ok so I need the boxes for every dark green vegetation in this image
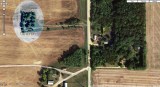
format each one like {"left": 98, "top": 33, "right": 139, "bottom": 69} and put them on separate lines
{"left": 64, "top": 17, "right": 80, "bottom": 25}
{"left": 39, "top": 46, "right": 87, "bottom": 86}
{"left": 44, "top": 17, "right": 81, "bottom": 31}
{"left": 91, "top": 0, "right": 112, "bottom": 33}
{"left": 58, "top": 45, "right": 86, "bottom": 67}
{"left": 38, "top": 68, "right": 59, "bottom": 87}
{"left": 91, "top": 45, "right": 117, "bottom": 69}
{"left": 44, "top": 26, "right": 82, "bottom": 31}
{"left": 91, "top": 0, "right": 146, "bottom": 70}
{"left": 20, "top": 11, "right": 36, "bottom": 33}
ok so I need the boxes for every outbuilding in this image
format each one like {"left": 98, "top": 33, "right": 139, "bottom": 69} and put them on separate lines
{"left": 63, "top": 81, "right": 68, "bottom": 87}
{"left": 48, "top": 80, "right": 54, "bottom": 85}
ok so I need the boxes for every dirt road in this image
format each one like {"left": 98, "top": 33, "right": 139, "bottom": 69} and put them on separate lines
{"left": 53, "top": 67, "right": 88, "bottom": 87}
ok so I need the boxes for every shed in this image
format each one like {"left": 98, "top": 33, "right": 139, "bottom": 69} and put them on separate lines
{"left": 48, "top": 80, "right": 54, "bottom": 85}
{"left": 63, "top": 81, "right": 68, "bottom": 87}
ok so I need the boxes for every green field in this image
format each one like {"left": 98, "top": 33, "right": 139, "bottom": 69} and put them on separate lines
{"left": 67, "top": 71, "right": 88, "bottom": 87}
{"left": 79, "top": 0, "right": 87, "bottom": 20}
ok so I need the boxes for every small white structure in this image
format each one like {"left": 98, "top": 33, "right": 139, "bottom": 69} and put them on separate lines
{"left": 138, "top": 47, "right": 141, "bottom": 50}
{"left": 63, "top": 81, "right": 68, "bottom": 87}
{"left": 94, "top": 34, "right": 97, "bottom": 41}
{"left": 48, "top": 80, "right": 54, "bottom": 85}
{"left": 104, "top": 41, "right": 108, "bottom": 45}
{"left": 64, "top": 82, "right": 68, "bottom": 87}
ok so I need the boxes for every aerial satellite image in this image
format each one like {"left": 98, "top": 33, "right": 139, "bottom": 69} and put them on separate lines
{"left": 0, "top": 0, "right": 160, "bottom": 87}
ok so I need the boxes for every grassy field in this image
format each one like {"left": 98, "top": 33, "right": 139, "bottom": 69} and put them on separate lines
{"left": 79, "top": 0, "right": 87, "bottom": 20}
{"left": 67, "top": 71, "right": 88, "bottom": 87}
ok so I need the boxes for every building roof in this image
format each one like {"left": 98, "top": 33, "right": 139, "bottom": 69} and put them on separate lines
{"left": 48, "top": 80, "right": 54, "bottom": 85}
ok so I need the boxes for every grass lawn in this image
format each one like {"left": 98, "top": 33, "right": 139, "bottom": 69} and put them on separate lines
{"left": 67, "top": 71, "right": 88, "bottom": 87}
{"left": 79, "top": 0, "right": 87, "bottom": 20}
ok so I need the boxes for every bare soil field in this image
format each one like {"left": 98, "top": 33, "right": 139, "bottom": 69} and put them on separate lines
{"left": 0, "top": 25, "right": 84, "bottom": 65}
{"left": 0, "top": 15, "right": 2, "bottom": 34}
{"left": 93, "top": 69, "right": 160, "bottom": 87}
{"left": 0, "top": 67, "right": 40, "bottom": 87}
{"left": 93, "top": 3, "right": 160, "bottom": 87}
{"left": 3, "top": 0, "right": 78, "bottom": 24}
{"left": 0, "top": 0, "right": 84, "bottom": 87}
{"left": 146, "top": 3, "right": 160, "bottom": 69}
{"left": 0, "top": 0, "right": 84, "bottom": 65}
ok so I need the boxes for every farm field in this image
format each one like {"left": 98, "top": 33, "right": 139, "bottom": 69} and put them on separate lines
{"left": 93, "top": 3, "right": 160, "bottom": 87}
{"left": 0, "top": 15, "right": 2, "bottom": 34}
{"left": 0, "top": 0, "right": 87, "bottom": 87}
{"left": 146, "top": 3, "right": 160, "bottom": 69}
{"left": 0, "top": 0, "right": 84, "bottom": 65}
{"left": 0, "top": 28, "right": 84, "bottom": 65}
{"left": 93, "top": 69, "right": 160, "bottom": 87}
{"left": 0, "top": 67, "right": 40, "bottom": 87}
{"left": 4, "top": 0, "right": 78, "bottom": 25}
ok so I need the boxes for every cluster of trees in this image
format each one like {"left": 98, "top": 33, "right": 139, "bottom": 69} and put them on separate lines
{"left": 58, "top": 45, "right": 86, "bottom": 67}
{"left": 38, "top": 68, "right": 58, "bottom": 87}
{"left": 39, "top": 68, "right": 49, "bottom": 83}
{"left": 62, "top": 48, "right": 85, "bottom": 67}
{"left": 91, "top": 0, "right": 112, "bottom": 33}
{"left": 90, "top": 46, "right": 117, "bottom": 69}
{"left": 20, "top": 11, "right": 36, "bottom": 33}
{"left": 91, "top": 0, "right": 146, "bottom": 70}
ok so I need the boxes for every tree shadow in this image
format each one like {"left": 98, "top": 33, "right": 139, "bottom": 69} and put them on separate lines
{"left": 58, "top": 44, "right": 80, "bottom": 62}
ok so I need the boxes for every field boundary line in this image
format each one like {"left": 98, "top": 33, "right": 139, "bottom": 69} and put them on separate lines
{"left": 0, "top": 65, "right": 42, "bottom": 68}
{"left": 96, "top": 66, "right": 126, "bottom": 69}
{"left": 0, "top": 65, "right": 73, "bottom": 74}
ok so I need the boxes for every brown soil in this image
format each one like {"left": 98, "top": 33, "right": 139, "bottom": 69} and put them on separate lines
{"left": 0, "top": 67, "right": 40, "bottom": 87}
{"left": 0, "top": 0, "right": 83, "bottom": 87}
{"left": 3, "top": 0, "right": 78, "bottom": 25}
{"left": 93, "top": 69, "right": 160, "bottom": 87}
{"left": 0, "top": 0, "right": 83, "bottom": 65}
